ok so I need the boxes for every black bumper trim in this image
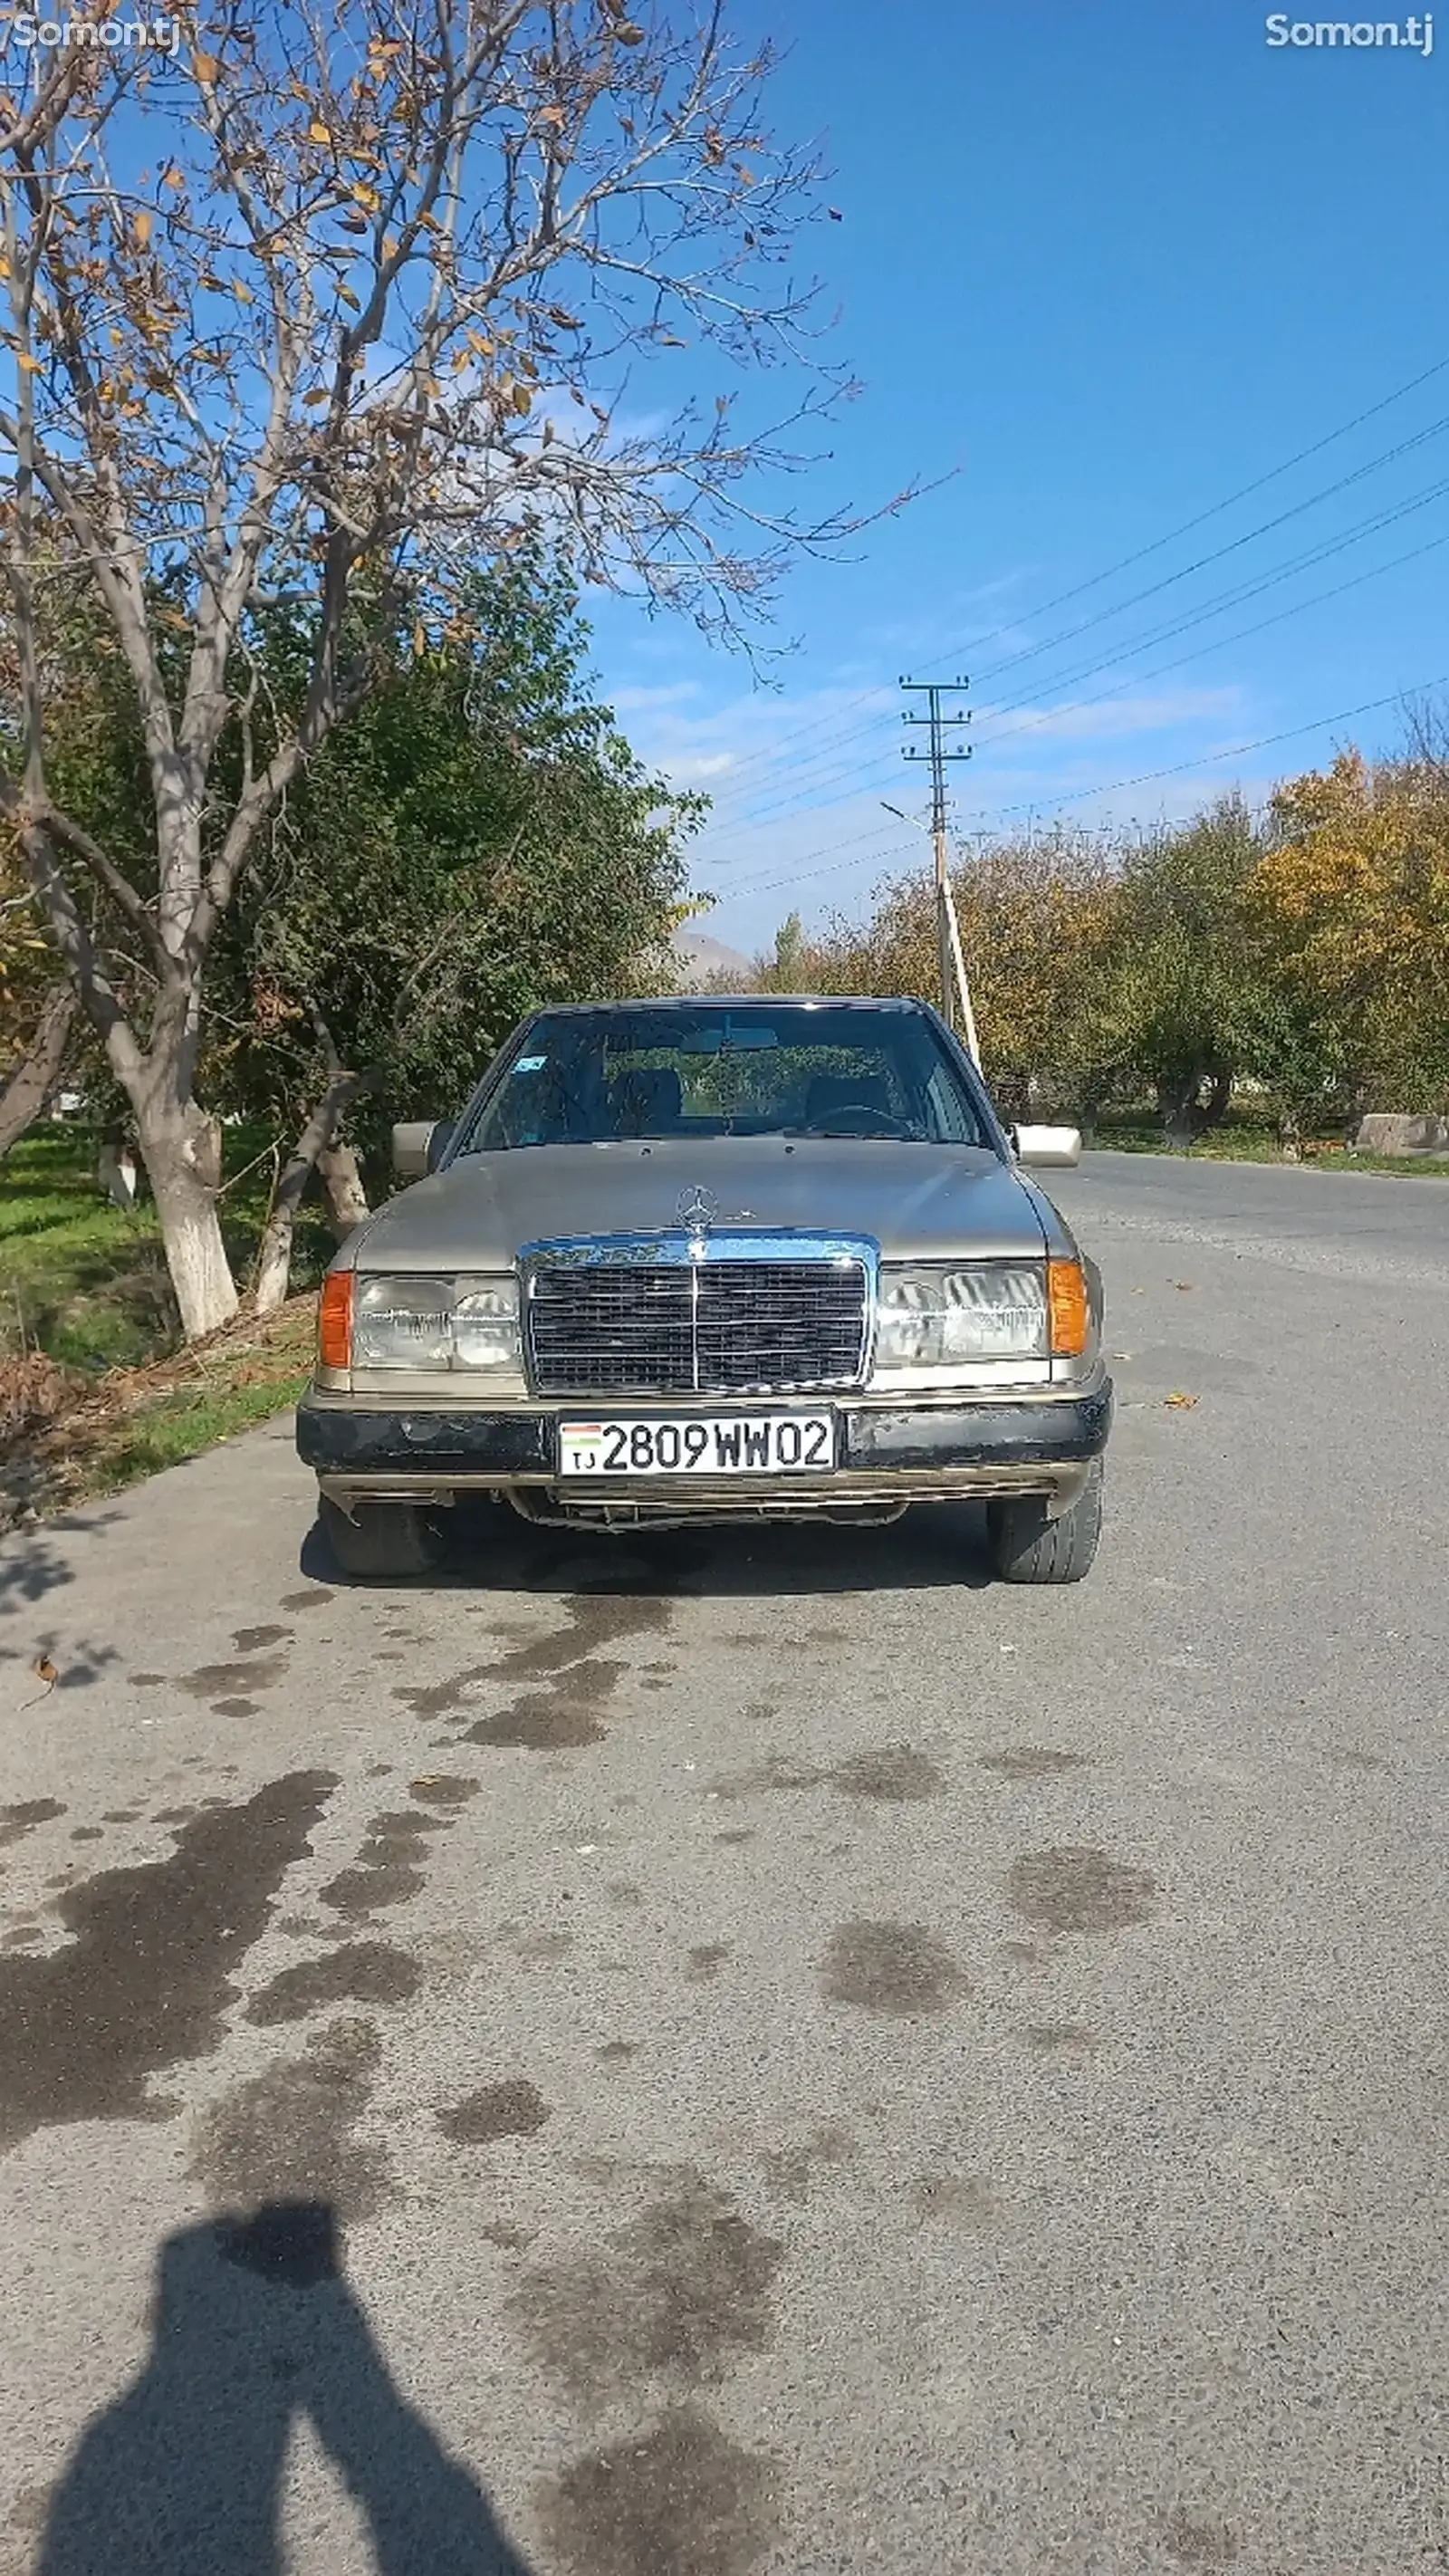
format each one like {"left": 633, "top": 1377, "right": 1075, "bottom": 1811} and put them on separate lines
{"left": 296, "top": 1405, "right": 553, "bottom": 1475}
{"left": 840, "top": 1381, "right": 1111, "bottom": 1471}
{"left": 296, "top": 1383, "right": 1112, "bottom": 1481}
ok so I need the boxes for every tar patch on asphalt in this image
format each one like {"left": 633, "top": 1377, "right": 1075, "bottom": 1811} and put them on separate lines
{"left": 0, "top": 1771, "right": 338, "bottom": 2151}
{"left": 1007, "top": 1846, "right": 1157, "bottom": 1933}
{"left": 513, "top": 2167, "right": 782, "bottom": 2410}
{"left": 539, "top": 2402, "right": 780, "bottom": 2576}
{"left": 245, "top": 1941, "right": 423, "bottom": 2024}
{"left": 190, "top": 2014, "right": 390, "bottom": 2223}
{"left": 980, "top": 1746, "right": 1093, "bottom": 1777}
{"left": 820, "top": 1919, "right": 968, "bottom": 2015}
{"left": 437, "top": 2081, "right": 551, "bottom": 2144}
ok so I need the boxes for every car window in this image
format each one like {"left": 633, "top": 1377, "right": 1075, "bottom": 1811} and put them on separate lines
{"left": 460, "top": 1005, "right": 995, "bottom": 1151}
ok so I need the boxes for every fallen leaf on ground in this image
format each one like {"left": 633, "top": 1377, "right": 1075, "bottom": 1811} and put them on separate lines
{"left": 1165, "top": 1392, "right": 1198, "bottom": 1409}
{"left": 19, "top": 1656, "right": 59, "bottom": 1709}
{"left": 1173, "top": 1281, "right": 1195, "bottom": 1291}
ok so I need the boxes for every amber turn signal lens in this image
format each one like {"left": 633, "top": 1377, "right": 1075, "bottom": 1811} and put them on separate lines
{"left": 319, "top": 1271, "right": 353, "bottom": 1370}
{"left": 1047, "top": 1258, "right": 1089, "bottom": 1358}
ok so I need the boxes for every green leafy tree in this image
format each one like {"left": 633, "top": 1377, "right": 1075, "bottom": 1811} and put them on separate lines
{"left": 2, "top": 0, "right": 873, "bottom": 1333}
{"left": 211, "top": 554, "right": 702, "bottom": 1302}
{"left": 5, "top": 543, "right": 700, "bottom": 1296}
{"left": 1099, "top": 798, "right": 1260, "bottom": 1145}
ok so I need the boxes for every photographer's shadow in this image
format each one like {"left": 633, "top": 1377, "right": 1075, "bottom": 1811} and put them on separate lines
{"left": 41, "top": 2204, "right": 534, "bottom": 2576}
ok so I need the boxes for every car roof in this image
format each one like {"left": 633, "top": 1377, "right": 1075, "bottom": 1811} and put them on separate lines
{"left": 525, "top": 995, "right": 930, "bottom": 1016}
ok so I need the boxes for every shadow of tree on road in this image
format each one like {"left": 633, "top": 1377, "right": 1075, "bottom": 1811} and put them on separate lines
{"left": 40, "top": 2203, "right": 535, "bottom": 2576}
{"left": 0, "top": 1513, "right": 121, "bottom": 1693}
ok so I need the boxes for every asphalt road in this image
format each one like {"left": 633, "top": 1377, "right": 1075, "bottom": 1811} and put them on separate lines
{"left": 1, "top": 1150, "right": 1445, "bottom": 2576}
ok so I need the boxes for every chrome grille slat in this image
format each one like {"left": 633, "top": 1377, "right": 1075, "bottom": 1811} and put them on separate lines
{"left": 696, "top": 1262, "right": 865, "bottom": 1391}
{"left": 528, "top": 1266, "right": 694, "bottom": 1393}
{"left": 526, "top": 1245, "right": 870, "bottom": 1396}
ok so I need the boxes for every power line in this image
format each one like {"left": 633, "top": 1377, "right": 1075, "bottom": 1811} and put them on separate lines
{"left": 961, "top": 674, "right": 1449, "bottom": 825}
{"left": 967, "top": 469, "right": 1449, "bottom": 726}
{"left": 969, "top": 521, "right": 1449, "bottom": 762}
{"left": 916, "top": 352, "right": 1449, "bottom": 680}
{"left": 696, "top": 466, "right": 1449, "bottom": 856}
{"left": 708, "top": 671, "right": 1449, "bottom": 905}
{"left": 955, "top": 409, "right": 1449, "bottom": 697}
{"left": 691, "top": 350, "right": 1449, "bottom": 813}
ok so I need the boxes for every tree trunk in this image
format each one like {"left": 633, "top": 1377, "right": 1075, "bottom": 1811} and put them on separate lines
{"left": 0, "top": 984, "right": 78, "bottom": 1158}
{"left": 253, "top": 1155, "right": 309, "bottom": 1319}
{"left": 317, "top": 1139, "right": 369, "bottom": 1236}
{"left": 1197, "top": 1066, "right": 1233, "bottom": 1133}
{"left": 1156, "top": 1065, "right": 1232, "bottom": 1150}
{"left": 1156, "top": 1071, "right": 1204, "bottom": 1150}
{"left": 253, "top": 1076, "right": 363, "bottom": 1316}
{"left": 133, "top": 1104, "right": 239, "bottom": 1340}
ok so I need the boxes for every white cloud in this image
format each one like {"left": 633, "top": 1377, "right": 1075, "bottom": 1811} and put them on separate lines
{"left": 974, "top": 683, "right": 1246, "bottom": 747}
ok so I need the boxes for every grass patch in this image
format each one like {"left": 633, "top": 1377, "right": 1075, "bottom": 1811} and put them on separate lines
{"left": 1, "top": 1123, "right": 332, "bottom": 1523}
{"left": 0, "top": 1123, "right": 335, "bottom": 1373}
{"left": 1091, "top": 1109, "right": 1449, "bottom": 1177}
{"left": 2, "top": 1296, "right": 319, "bottom": 1523}
{"left": 88, "top": 1328, "right": 316, "bottom": 1494}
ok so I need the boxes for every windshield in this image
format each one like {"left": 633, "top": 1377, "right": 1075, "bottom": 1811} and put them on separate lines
{"left": 460, "top": 1004, "right": 995, "bottom": 1151}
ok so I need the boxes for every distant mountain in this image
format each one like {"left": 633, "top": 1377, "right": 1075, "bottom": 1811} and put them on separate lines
{"left": 670, "top": 926, "right": 756, "bottom": 989}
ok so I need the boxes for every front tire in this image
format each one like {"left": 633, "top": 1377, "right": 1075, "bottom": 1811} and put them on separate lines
{"left": 988, "top": 1460, "right": 1103, "bottom": 1585}
{"left": 319, "top": 1494, "right": 446, "bottom": 1582}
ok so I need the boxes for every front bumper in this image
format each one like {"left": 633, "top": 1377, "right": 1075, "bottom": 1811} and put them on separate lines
{"left": 296, "top": 1379, "right": 1112, "bottom": 1521}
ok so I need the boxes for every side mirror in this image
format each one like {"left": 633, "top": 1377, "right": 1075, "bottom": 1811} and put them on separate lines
{"left": 426, "top": 1120, "right": 457, "bottom": 1175}
{"left": 392, "top": 1120, "right": 436, "bottom": 1182}
{"left": 1012, "top": 1122, "right": 1082, "bottom": 1169}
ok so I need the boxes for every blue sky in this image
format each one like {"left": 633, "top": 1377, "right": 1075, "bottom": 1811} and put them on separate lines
{"left": 586, "top": 0, "right": 1449, "bottom": 957}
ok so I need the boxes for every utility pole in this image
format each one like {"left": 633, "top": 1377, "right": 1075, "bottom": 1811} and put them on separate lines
{"left": 900, "top": 678, "right": 981, "bottom": 1063}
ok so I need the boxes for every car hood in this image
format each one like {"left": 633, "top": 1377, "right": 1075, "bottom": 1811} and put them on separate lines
{"left": 347, "top": 1138, "right": 1051, "bottom": 1269}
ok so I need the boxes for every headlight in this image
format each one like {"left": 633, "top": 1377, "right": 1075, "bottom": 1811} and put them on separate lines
{"left": 353, "top": 1273, "right": 521, "bottom": 1372}
{"left": 875, "top": 1263, "right": 1048, "bottom": 1368}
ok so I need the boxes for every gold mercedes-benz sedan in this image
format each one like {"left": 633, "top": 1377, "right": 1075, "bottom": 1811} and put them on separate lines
{"left": 296, "top": 995, "right": 1111, "bottom": 1582}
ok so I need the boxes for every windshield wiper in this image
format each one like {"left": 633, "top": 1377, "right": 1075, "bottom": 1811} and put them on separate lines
{"left": 782, "top": 1120, "right": 925, "bottom": 1141}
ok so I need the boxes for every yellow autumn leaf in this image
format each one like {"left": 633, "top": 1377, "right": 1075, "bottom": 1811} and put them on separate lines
{"left": 511, "top": 382, "right": 531, "bottom": 413}
{"left": 302, "top": 386, "right": 329, "bottom": 406}
{"left": 133, "top": 210, "right": 152, "bottom": 250}
{"left": 14, "top": 351, "right": 42, "bottom": 375}
{"left": 308, "top": 120, "right": 331, "bottom": 144}
{"left": 233, "top": 279, "right": 253, "bottom": 303}
{"left": 1164, "top": 1392, "right": 1198, "bottom": 1410}
{"left": 193, "top": 49, "right": 219, "bottom": 82}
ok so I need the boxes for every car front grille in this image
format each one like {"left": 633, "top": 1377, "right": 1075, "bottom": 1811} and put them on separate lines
{"left": 526, "top": 1253, "right": 871, "bottom": 1396}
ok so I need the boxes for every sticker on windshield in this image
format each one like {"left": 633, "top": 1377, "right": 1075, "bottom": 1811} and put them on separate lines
{"left": 514, "top": 1054, "right": 548, "bottom": 1072}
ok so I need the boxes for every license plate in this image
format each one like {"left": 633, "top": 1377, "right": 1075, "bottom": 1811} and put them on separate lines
{"left": 559, "top": 1412, "right": 836, "bottom": 1477}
